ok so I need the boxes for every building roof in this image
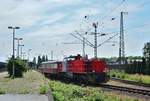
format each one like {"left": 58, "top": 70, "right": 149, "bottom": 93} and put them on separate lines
{"left": 41, "top": 60, "right": 62, "bottom": 64}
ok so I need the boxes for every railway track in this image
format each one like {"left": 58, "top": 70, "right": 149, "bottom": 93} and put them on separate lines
{"left": 44, "top": 74, "right": 150, "bottom": 101}
{"left": 99, "top": 83, "right": 150, "bottom": 96}
{"left": 44, "top": 73, "right": 150, "bottom": 97}
{"left": 110, "top": 77, "right": 150, "bottom": 88}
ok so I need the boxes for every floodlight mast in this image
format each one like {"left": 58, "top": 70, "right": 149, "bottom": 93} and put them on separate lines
{"left": 8, "top": 26, "right": 20, "bottom": 78}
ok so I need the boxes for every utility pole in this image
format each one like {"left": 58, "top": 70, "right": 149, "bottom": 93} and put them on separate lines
{"left": 82, "top": 37, "right": 85, "bottom": 57}
{"left": 15, "top": 38, "right": 23, "bottom": 58}
{"left": 8, "top": 26, "right": 20, "bottom": 79}
{"left": 93, "top": 22, "right": 98, "bottom": 58}
{"left": 19, "top": 44, "right": 24, "bottom": 59}
{"left": 28, "top": 49, "right": 32, "bottom": 61}
{"left": 119, "top": 12, "right": 127, "bottom": 64}
{"left": 51, "top": 50, "right": 53, "bottom": 60}
{"left": 22, "top": 52, "right": 26, "bottom": 60}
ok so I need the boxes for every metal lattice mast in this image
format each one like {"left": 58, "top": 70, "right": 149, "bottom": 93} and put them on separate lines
{"left": 119, "top": 12, "right": 127, "bottom": 64}
{"left": 93, "top": 22, "right": 98, "bottom": 58}
{"left": 82, "top": 37, "right": 86, "bottom": 57}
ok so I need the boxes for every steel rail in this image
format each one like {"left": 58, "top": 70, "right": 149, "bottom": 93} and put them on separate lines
{"left": 110, "top": 77, "right": 150, "bottom": 88}
{"left": 100, "top": 83, "right": 150, "bottom": 96}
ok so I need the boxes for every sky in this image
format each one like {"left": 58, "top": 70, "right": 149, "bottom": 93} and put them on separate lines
{"left": 0, "top": 0, "right": 150, "bottom": 62}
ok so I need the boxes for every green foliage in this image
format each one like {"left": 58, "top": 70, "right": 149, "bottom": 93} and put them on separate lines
{"left": 45, "top": 55, "right": 48, "bottom": 61}
{"left": 42, "top": 55, "right": 46, "bottom": 62}
{"left": 39, "top": 85, "right": 48, "bottom": 94}
{"left": 48, "top": 80, "right": 137, "bottom": 101}
{"left": 7, "top": 58, "right": 27, "bottom": 77}
{"left": 32, "top": 57, "right": 36, "bottom": 67}
{"left": 127, "top": 56, "right": 142, "bottom": 60}
{"left": 143, "top": 42, "right": 150, "bottom": 59}
{"left": 18, "top": 89, "right": 29, "bottom": 94}
{"left": 111, "top": 74, "right": 116, "bottom": 77}
{"left": 37, "top": 55, "right": 48, "bottom": 68}
{"left": 109, "top": 70, "right": 127, "bottom": 80}
{"left": 37, "top": 56, "right": 42, "bottom": 68}
{"left": 0, "top": 88, "right": 6, "bottom": 94}
{"left": 143, "top": 42, "right": 150, "bottom": 75}
{"left": 0, "top": 70, "right": 48, "bottom": 94}
{"left": 109, "top": 70, "right": 150, "bottom": 84}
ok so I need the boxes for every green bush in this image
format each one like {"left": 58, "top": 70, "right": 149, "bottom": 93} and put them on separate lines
{"left": 112, "top": 74, "right": 116, "bottom": 77}
{"left": 7, "top": 58, "right": 27, "bottom": 77}
{"left": 0, "top": 88, "right": 6, "bottom": 94}
{"left": 39, "top": 85, "right": 48, "bottom": 94}
{"left": 48, "top": 80, "right": 138, "bottom": 101}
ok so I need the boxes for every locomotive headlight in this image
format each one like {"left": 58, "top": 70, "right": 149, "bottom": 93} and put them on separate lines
{"left": 92, "top": 70, "right": 95, "bottom": 72}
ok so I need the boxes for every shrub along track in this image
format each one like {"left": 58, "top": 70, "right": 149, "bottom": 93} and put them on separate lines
{"left": 44, "top": 75, "right": 150, "bottom": 100}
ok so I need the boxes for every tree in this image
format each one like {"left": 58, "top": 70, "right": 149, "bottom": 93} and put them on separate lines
{"left": 46, "top": 55, "right": 48, "bottom": 61}
{"left": 32, "top": 57, "right": 36, "bottom": 67}
{"left": 37, "top": 55, "right": 42, "bottom": 68}
{"left": 42, "top": 55, "right": 46, "bottom": 62}
{"left": 7, "top": 58, "right": 27, "bottom": 77}
{"left": 142, "top": 57, "right": 146, "bottom": 74}
{"left": 143, "top": 42, "right": 150, "bottom": 60}
{"left": 143, "top": 42, "right": 150, "bottom": 75}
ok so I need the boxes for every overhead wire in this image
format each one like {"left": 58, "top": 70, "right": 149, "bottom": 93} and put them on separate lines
{"left": 75, "top": 32, "right": 94, "bottom": 47}
{"left": 70, "top": 33, "right": 94, "bottom": 48}
{"left": 64, "top": 0, "right": 150, "bottom": 51}
{"left": 99, "top": 0, "right": 150, "bottom": 40}
{"left": 139, "top": 1, "right": 150, "bottom": 7}
{"left": 95, "top": 0, "right": 126, "bottom": 38}
{"left": 97, "top": 33, "right": 119, "bottom": 47}
{"left": 73, "top": 0, "right": 124, "bottom": 49}
{"left": 101, "top": 0, "right": 126, "bottom": 22}
{"left": 125, "top": 23, "right": 150, "bottom": 32}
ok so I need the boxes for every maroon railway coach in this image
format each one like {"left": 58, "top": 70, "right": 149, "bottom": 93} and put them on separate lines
{"left": 39, "top": 60, "right": 62, "bottom": 77}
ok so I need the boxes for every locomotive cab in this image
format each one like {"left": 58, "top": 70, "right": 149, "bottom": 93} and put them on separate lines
{"left": 65, "top": 54, "right": 108, "bottom": 83}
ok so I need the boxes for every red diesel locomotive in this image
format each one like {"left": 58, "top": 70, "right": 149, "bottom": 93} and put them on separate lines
{"left": 39, "top": 54, "right": 108, "bottom": 83}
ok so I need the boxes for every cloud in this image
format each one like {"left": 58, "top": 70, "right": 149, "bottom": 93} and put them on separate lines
{"left": 39, "top": 12, "right": 67, "bottom": 26}
{"left": 0, "top": 0, "right": 149, "bottom": 61}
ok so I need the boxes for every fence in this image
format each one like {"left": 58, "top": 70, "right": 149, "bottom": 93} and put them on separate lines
{"left": 107, "top": 58, "right": 150, "bottom": 75}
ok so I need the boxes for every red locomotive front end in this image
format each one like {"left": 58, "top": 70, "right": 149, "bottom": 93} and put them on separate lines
{"left": 90, "top": 58, "right": 106, "bottom": 73}
{"left": 67, "top": 55, "right": 86, "bottom": 73}
{"left": 65, "top": 54, "right": 108, "bottom": 83}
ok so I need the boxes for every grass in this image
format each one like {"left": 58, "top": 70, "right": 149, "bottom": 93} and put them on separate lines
{"left": 0, "top": 70, "right": 145, "bottom": 100}
{"left": 48, "top": 80, "right": 139, "bottom": 101}
{"left": 39, "top": 85, "right": 48, "bottom": 94}
{"left": 108, "top": 70, "right": 150, "bottom": 84}
{"left": 0, "top": 88, "right": 6, "bottom": 94}
{"left": 0, "top": 70, "right": 48, "bottom": 94}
